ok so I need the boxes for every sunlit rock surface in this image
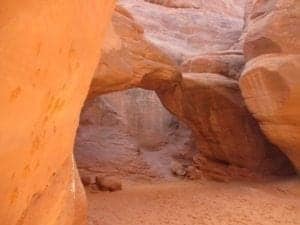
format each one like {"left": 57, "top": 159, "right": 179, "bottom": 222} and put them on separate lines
{"left": 119, "top": 0, "right": 247, "bottom": 63}
{"left": 1, "top": 1, "right": 298, "bottom": 224}
{"left": 0, "top": 1, "right": 115, "bottom": 224}
{"left": 88, "top": 5, "right": 180, "bottom": 98}
{"left": 85, "top": 1, "right": 294, "bottom": 177}
{"left": 240, "top": 0, "right": 300, "bottom": 172}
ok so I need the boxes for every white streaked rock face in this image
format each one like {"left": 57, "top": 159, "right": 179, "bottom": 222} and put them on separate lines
{"left": 119, "top": 0, "right": 247, "bottom": 63}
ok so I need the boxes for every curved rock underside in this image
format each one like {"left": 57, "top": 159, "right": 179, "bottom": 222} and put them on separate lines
{"left": 181, "top": 51, "right": 245, "bottom": 80}
{"left": 240, "top": 0, "right": 300, "bottom": 172}
{"left": 88, "top": 5, "right": 180, "bottom": 98}
{"left": 157, "top": 73, "right": 292, "bottom": 175}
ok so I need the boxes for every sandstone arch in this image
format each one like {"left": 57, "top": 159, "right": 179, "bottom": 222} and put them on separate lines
{"left": 86, "top": 4, "right": 294, "bottom": 178}
{"left": 0, "top": 1, "right": 298, "bottom": 225}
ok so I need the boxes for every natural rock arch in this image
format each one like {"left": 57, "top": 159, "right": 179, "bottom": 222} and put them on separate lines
{"left": 86, "top": 4, "right": 294, "bottom": 178}
{"left": 0, "top": 1, "right": 298, "bottom": 225}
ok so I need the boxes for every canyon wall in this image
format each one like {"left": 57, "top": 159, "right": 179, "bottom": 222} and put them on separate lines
{"left": 240, "top": 0, "right": 300, "bottom": 172}
{"left": 0, "top": 1, "right": 115, "bottom": 225}
{"left": 90, "top": 89, "right": 176, "bottom": 148}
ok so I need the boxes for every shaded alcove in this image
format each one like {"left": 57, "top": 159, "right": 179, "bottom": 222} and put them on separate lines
{"left": 74, "top": 88, "right": 197, "bottom": 183}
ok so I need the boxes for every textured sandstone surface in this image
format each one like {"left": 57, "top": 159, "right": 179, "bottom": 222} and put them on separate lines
{"left": 83, "top": 6, "right": 193, "bottom": 182}
{"left": 157, "top": 72, "right": 292, "bottom": 174}
{"left": 0, "top": 1, "right": 115, "bottom": 225}
{"left": 243, "top": 0, "right": 300, "bottom": 61}
{"left": 181, "top": 51, "right": 245, "bottom": 80}
{"left": 87, "top": 89, "right": 178, "bottom": 149}
{"left": 240, "top": 0, "right": 300, "bottom": 172}
{"left": 1, "top": 0, "right": 299, "bottom": 225}
{"left": 82, "top": 0, "right": 294, "bottom": 177}
{"left": 75, "top": 88, "right": 195, "bottom": 181}
{"left": 241, "top": 54, "right": 300, "bottom": 171}
{"left": 119, "top": 0, "right": 246, "bottom": 63}
{"left": 88, "top": 5, "right": 180, "bottom": 98}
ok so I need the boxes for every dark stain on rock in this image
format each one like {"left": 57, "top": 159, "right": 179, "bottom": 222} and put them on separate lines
{"left": 31, "top": 136, "right": 41, "bottom": 154}
{"left": 23, "top": 165, "right": 31, "bottom": 177}
{"left": 36, "top": 42, "right": 42, "bottom": 56}
{"left": 10, "top": 86, "right": 22, "bottom": 102}
{"left": 245, "top": 37, "right": 282, "bottom": 60}
{"left": 10, "top": 187, "right": 19, "bottom": 205}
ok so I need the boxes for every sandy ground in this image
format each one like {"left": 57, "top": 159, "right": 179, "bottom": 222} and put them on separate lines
{"left": 78, "top": 91, "right": 300, "bottom": 225}
{"left": 87, "top": 178, "right": 300, "bottom": 225}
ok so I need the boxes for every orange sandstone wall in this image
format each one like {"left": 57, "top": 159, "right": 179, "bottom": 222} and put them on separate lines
{"left": 240, "top": 0, "right": 300, "bottom": 172}
{"left": 0, "top": 1, "right": 115, "bottom": 225}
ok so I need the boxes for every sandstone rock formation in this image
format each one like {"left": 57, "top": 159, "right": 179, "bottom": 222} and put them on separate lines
{"left": 239, "top": 0, "right": 300, "bottom": 172}
{"left": 119, "top": 0, "right": 246, "bottom": 63}
{"left": 0, "top": 1, "right": 115, "bottom": 225}
{"left": 181, "top": 51, "right": 245, "bottom": 80}
{"left": 86, "top": 89, "right": 183, "bottom": 149}
{"left": 81, "top": 175, "right": 93, "bottom": 186}
{"left": 144, "top": 0, "right": 245, "bottom": 17}
{"left": 243, "top": 0, "right": 300, "bottom": 61}
{"left": 83, "top": 1, "right": 294, "bottom": 178}
{"left": 88, "top": 5, "right": 180, "bottom": 98}
{"left": 2, "top": 0, "right": 298, "bottom": 224}
{"left": 95, "top": 176, "right": 122, "bottom": 192}
{"left": 157, "top": 73, "right": 292, "bottom": 174}
{"left": 75, "top": 88, "right": 195, "bottom": 181}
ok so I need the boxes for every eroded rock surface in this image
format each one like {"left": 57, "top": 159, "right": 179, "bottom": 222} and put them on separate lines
{"left": 181, "top": 51, "right": 245, "bottom": 80}
{"left": 88, "top": 5, "right": 180, "bottom": 98}
{"left": 76, "top": 88, "right": 195, "bottom": 182}
{"left": 0, "top": 1, "right": 115, "bottom": 225}
{"left": 243, "top": 0, "right": 300, "bottom": 61}
{"left": 95, "top": 176, "right": 122, "bottom": 192}
{"left": 2, "top": 1, "right": 298, "bottom": 225}
{"left": 157, "top": 73, "right": 293, "bottom": 175}
{"left": 83, "top": 1, "right": 294, "bottom": 178}
{"left": 240, "top": 0, "right": 300, "bottom": 172}
{"left": 119, "top": 0, "right": 246, "bottom": 63}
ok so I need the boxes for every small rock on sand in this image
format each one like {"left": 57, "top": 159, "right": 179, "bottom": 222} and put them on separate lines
{"left": 81, "top": 175, "right": 92, "bottom": 186}
{"left": 95, "top": 176, "right": 122, "bottom": 192}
